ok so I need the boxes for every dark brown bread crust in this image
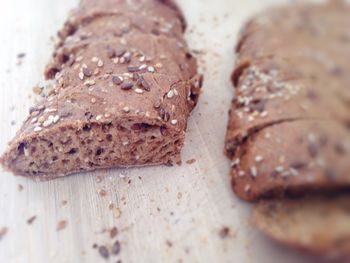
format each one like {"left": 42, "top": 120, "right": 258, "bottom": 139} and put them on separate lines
{"left": 225, "top": 2, "right": 350, "bottom": 201}
{"left": 0, "top": 0, "right": 202, "bottom": 178}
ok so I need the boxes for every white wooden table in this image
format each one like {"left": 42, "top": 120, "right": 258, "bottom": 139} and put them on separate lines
{"left": 0, "top": 0, "right": 321, "bottom": 262}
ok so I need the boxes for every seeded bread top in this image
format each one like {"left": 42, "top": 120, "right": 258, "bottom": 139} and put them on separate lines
{"left": 57, "top": 0, "right": 185, "bottom": 45}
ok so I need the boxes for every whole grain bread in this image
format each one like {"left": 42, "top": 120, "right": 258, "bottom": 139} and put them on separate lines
{"left": 225, "top": 1, "right": 350, "bottom": 258}
{"left": 225, "top": 1, "right": 350, "bottom": 202}
{"left": 0, "top": 0, "right": 202, "bottom": 178}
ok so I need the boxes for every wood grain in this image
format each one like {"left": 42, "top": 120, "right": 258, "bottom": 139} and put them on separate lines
{"left": 0, "top": 0, "right": 320, "bottom": 262}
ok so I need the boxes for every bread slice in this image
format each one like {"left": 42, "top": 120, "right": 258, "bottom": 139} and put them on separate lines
{"left": 229, "top": 120, "right": 350, "bottom": 201}
{"left": 0, "top": 0, "right": 202, "bottom": 179}
{"left": 253, "top": 195, "right": 350, "bottom": 260}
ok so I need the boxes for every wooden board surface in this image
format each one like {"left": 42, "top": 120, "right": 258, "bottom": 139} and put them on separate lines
{"left": 0, "top": 0, "right": 322, "bottom": 262}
